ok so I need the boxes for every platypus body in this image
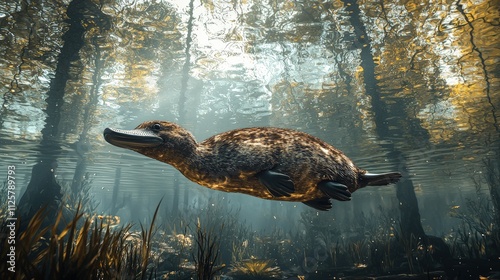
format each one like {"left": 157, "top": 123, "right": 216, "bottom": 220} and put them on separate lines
{"left": 103, "top": 121, "right": 401, "bottom": 210}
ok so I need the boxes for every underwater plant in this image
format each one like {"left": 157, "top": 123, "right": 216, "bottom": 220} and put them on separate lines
{"left": 193, "top": 218, "right": 224, "bottom": 280}
{"left": 0, "top": 202, "right": 160, "bottom": 280}
{"left": 447, "top": 192, "right": 500, "bottom": 278}
{"left": 449, "top": 164, "right": 500, "bottom": 260}
{"left": 177, "top": 194, "right": 255, "bottom": 265}
{"left": 229, "top": 258, "right": 282, "bottom": 280}
{"left": 347, "top": 239, "right": 369, "bottom": 267}
{"left": 61, "top": 173, "right": 99, "bottom": 215}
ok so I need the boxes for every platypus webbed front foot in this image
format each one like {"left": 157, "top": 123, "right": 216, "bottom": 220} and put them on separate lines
{"left": 318, "top": 181, "right": 352, "bottom": 201}
{"left": 257, "top": 170, "right": 295, "bottom": 197}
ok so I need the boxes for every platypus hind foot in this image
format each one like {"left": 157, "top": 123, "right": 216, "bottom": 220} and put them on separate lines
{"left": 318, "top": 181, "right": 352, "bottom": 201}
{"left": 303, "top": 197, "right": 332, "bottom": 211}
{"left": 257, "top": 170, "right": 295, "bottom": 197}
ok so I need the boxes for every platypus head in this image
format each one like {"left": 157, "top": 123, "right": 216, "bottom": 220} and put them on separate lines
{"left": 103, "top": 121, "right": 197, "bottom": 165}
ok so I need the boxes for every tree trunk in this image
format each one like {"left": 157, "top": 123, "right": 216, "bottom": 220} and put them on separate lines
{"left": 71, "top": 34, "right": 106, "bottom": 195}
{"left": 19, "top": 0, "right": 110, "bottom": 224}
{"left": 110, "top": 167, "right": 122, "bottom": 215}
{"left": 19, "top": 0, "right": 87, "bottom": 223}
{"left": 341, "top": 0, "right": 427, "bottom": 243}
{"left": 171, "top": 0, "right": 196, "bottom": 217}
{"left": 172, "top": 172, "right": 181, "bottom": 217}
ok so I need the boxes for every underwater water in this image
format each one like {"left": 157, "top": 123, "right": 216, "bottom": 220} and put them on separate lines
{"left": 1, "top": 0, "right": 499, "bottom": 279}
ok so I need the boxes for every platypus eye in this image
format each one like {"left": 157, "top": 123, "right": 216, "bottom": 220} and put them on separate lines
{"left": 151, "top": 123, "right": 162, "bottom": 131}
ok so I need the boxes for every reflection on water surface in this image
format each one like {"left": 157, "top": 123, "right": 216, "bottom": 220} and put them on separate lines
{"left": 0, "top": 0, "right": 499, "bottom": 278}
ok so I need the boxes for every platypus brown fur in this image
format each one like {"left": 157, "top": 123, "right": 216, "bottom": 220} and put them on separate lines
{"left": 103, "top": 121, "right": 401, "bottom": 210}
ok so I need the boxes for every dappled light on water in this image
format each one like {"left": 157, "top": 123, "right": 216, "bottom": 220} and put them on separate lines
{"left": 0, "top": 0, "right": 499, "bottom": 278}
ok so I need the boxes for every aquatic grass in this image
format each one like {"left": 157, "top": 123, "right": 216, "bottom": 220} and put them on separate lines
{"left": 0, "top": 206, "right": 50, "bottom": 279}
{"left": 450, "top": 215, "right": 499, "bottom": 261}
{"left": 449, "top": 165, "right": 500, "bottom": 261}
{"left": 347, "top": 238, "right": 369, "bottom": 266}
{"left": 394, "top": 222, "right": 436, "bottom": 274}
{"left": 0, "top": 201, "right": 160, "bottom": 280}
{"left": 61, "top": 175, "right": 99, "bottom": 215}
{"left": 162, "top": 196, "right": 248, "bottom": 277}
{"left": 454, "top": 222, "right": 484, "bottom": 259}
{"left": 232, "top": 239, "right": 248, "bottom": 263}
{"left": 177, "top": 194, "right": 252, "bottom": 266}
{"left": 395, "top": 224, "right": 414, "bottom": 273}
{"left": 193, "top": 218, "right": 224, "bottom": 280}
{"left": 229, "top": 259, "right": 281, "bottom": 279}
{"left": 370, "top": 238, "right": 396, "bottom": 274}
{"left": 297, "top": 204, "right": 405, "bottom": 273}
{"left": 328, "top": 240, "right": 341, "bottom": 267}
{"left": 137, "top": 199, "right": 161, "bottom": 279}
{"left": 298, "top": 208, "right": 345, "bottom": 268}
{"left": 200, "top": 195, "right": 243, "bottom": 265}
{"left": 230, "top": 223, "right": 255, "bottom": 264}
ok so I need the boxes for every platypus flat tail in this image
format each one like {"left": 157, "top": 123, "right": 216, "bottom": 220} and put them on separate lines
{"left": 360, "top": 172, "right": 402, "bottom": 187}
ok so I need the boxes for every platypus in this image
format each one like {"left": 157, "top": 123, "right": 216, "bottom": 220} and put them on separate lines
{"left": 103, "top": 121, "right": 401, "bottom": 210}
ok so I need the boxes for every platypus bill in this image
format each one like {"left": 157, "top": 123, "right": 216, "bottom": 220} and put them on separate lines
{"left": 103, "top": 121, "right": 402, "bottom": 211}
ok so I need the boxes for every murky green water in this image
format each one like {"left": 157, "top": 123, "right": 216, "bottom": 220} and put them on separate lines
{"left": 1, "top": 0, "right": 499, "bottom": 278}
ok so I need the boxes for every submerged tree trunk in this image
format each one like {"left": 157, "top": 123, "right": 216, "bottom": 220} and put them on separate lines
{"left": 71, "top": 34, "right": 107, "bottom": 195}
{"left": 171, "top": 0, "right": 196, "bottom": 217}
{"left": 341, "top": 0, "right": 427, "bottom": 243}
{"left": 456, "top": 0, "right": 500, "bottom": 243}
{"left": 18, "top": 0, "right": 87, "bottom": 223}
{"left": 172, "top": 172, "right": 181, "bottom": 217}
{"left": 18, "top": 0, "right": 110, "bottom": 224}
{"left": 110, "top": 167, "right": 129, "bottom": 216}
{"left": 457, "top": 0, "right": 500, "bottom": 256}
